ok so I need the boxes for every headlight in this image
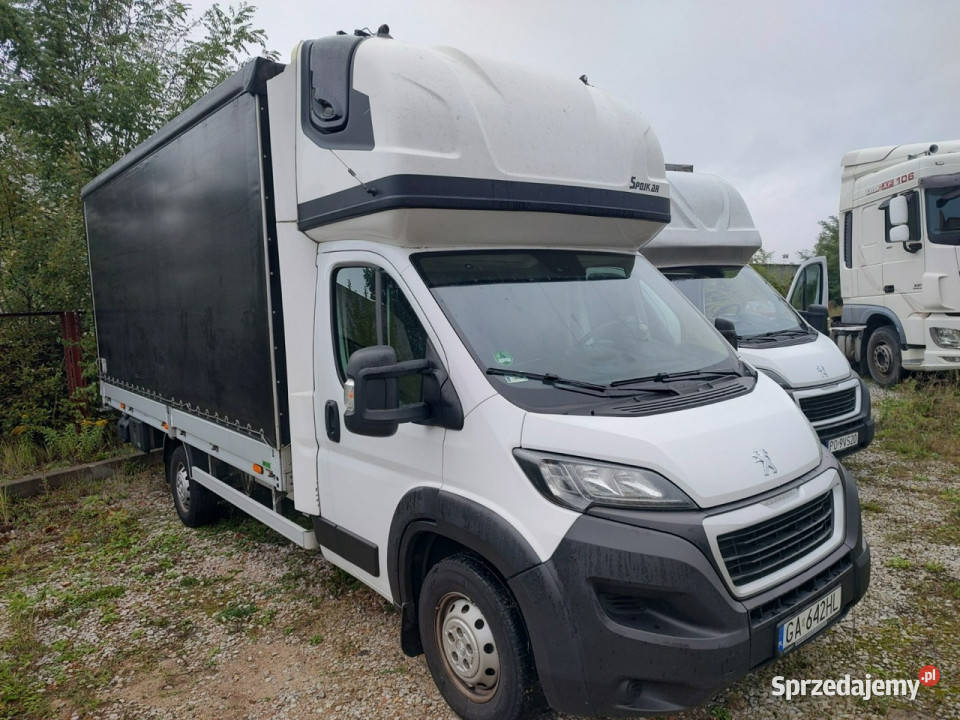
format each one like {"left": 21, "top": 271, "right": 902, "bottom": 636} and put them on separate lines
{"left": 930, "top": 327, "right": 960, "bottom": 349}
{"left": 757, "top": 367, "right": 790, "bottom": 388}
{"left": 513, "top": 449, "right": 696, "bottom": 511}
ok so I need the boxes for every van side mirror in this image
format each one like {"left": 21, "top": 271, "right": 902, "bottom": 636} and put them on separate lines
{"left": 344, "top": 345, "right": 431, "bottom": 437}
{"left": 801, "top": 303, "right": 829, "bottom": 335}
{"left": 714, "top": 318, "right": 738, "bottom": 349}
{"left": 889, "top": 195, "right": 908, "bottom": 227}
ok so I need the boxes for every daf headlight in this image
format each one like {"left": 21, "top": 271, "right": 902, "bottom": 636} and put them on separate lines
{"left": 930, "top": 327, "right": 960, "bottom": 349}
{"left": 513, "top": 449, "right": 696, "bottom": 511}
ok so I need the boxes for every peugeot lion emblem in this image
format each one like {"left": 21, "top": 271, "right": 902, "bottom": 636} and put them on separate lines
{"left": 753, "top": 449, "right": 778, "bottom": 477}
{"left": 816, "top": 363, "right": 828, "bottom": 378}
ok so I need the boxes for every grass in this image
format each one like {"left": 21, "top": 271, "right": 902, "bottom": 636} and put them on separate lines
{"left": 0, "top": 424, "right": 123, "bottom": 479}
{"left": 873, "top": 377, "right": 960, "bottom": 465}
{"left": 885, "top": 556, "right": 912, "bottom": 570}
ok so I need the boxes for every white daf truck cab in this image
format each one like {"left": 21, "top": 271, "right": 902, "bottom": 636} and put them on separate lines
{"left": 791, "top": 141, "right": 960, "bottom": 386}
{"left": 82, "top": 30, "right": 869, "bottom": 719}
{"left": 643, "top": 170, "right": 874, "bottom": 457}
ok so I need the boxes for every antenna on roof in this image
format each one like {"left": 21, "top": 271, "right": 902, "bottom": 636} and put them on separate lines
{"left": 579, "top": 74, "right": 590, "bottom": 86}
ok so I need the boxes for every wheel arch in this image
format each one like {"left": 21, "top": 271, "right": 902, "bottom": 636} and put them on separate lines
{"left": 162, "top": 436, "right": 208, "bottom": 478}
{"left": 387, "top": 487, "right": 543, "bottom": 656}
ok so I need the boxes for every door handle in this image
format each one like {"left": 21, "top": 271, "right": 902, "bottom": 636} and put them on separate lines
{"left": 883, "top": 285, "right": 894, "bottom": 294}
{"left": 325, "top": 400, "right": 341, "bottom": 443}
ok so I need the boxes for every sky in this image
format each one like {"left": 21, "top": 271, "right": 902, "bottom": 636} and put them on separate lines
{"left": 193, "top": 0, "right": 960, "bottom": 261}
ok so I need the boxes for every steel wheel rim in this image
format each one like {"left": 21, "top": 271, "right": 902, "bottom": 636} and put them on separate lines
{"left": 435, "top": 592, "right": 500, "bottom": 702}
{"left": 174, "top": 462, "right": 190, "bottom": 510}
{"left": 873, "top": 343, "right": 892, "bottom": 374}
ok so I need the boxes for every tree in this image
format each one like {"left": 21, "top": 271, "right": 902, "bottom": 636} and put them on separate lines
{"left": 0, "top": 0, "right": 273, "bottom": 312}
{"left": 0, "top": 0, "right": 272, "bottom": 434}
{"left": 749, "top": 247, "right": 792, "bottom": 295}
{"left": 799, "top": 216, "right": 842, "bottom": 307}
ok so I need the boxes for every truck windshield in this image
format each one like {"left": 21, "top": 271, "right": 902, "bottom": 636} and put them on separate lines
{"left": 412, "top": 250, "right": 740, "bottom": 394}
{"left": 925, "top": 184, "right": 960, "bottom": 245}
{"left": 664, "top": 265, "right": 811, "bottom": 344}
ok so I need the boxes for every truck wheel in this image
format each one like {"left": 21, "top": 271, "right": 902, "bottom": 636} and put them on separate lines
{"left": 418, "top": 554, "right": 546, "bottom": 720}
{"left": 167, "top": 445, "right": 219, "bottom": 527}
{"left": 866, "top": 326, "right": 902, "bottom": 387}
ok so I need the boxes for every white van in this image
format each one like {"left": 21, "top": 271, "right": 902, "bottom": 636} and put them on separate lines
{"left": 644, "top": 170, "right": 874, "bottom": 457}
{"left": 83, "top": 32, "right": 870, "bottom": 719}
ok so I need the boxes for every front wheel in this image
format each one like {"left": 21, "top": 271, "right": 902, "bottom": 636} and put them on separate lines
{"left": 865, "top": 325, "right": 902, "bottom": 387}
{"left": 418, "top": 554, "right": 545, "bottom": 720}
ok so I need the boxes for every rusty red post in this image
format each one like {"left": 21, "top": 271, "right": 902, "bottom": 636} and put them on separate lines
{"left": 60, "top": 310, "right": 83, "bottom": 396}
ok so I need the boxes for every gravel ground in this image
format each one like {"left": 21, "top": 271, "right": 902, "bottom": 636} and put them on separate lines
{"left": 1, "top": 390, "right": 957, "bottom": 720}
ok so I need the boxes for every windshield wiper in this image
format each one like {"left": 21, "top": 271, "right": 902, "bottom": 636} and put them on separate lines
{"left": 744, "top": 327, "right": 810, "bottom": 340}
{"left": 609, "top": 369, "right": 742, "bottom": 386}
{"left": 486, "top": 367, "right": 611, "bottom": 393}
{"left": 485, "top": 368, "right": 672, "bottom": 397}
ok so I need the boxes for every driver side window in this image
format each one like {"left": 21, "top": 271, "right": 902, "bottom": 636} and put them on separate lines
{"left": 333, "top": 266, "right": 428, "bottom": 404}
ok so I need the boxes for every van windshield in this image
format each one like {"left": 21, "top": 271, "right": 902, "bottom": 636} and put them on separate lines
{"left": 412, "top": 250, "right": 741, "bottom": 399}
{"left": 664, "top": 265, "right": 812, "bottom": 345}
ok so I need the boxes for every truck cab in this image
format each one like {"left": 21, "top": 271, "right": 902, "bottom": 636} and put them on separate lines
{"left": 643, "top": 170, "right": 874, "bottom": 456}
{"left": 827, "top": 141, "right": 960, "bottom": 385}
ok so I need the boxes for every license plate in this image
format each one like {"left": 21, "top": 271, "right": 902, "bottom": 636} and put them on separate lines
{"left": 777, "top": 586, "right": 842, "bottom": 654}
{"left": 827, "top": 432, "right": 858, "bottom": 452}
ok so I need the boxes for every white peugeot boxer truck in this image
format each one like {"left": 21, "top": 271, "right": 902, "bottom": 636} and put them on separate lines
{"left": 82, "top": 31, "right": 870, "bottom": 720}
{"left": 643, "top": 170, "right": 875, "bottom": 457}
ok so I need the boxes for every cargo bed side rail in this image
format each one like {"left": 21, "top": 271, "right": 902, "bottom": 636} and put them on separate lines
{"left": 101, "top": 381, "right": 287, "bottom": 492}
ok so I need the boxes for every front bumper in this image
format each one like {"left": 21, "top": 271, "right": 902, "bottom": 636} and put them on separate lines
{"left": 801, "top": 377, "right": 874, "bottom": 457}
{"left": 509, "top": 463, "right": 871, "bottom": 717}
{"left": 816, "top": 413, "right": 874, "bottom": 457}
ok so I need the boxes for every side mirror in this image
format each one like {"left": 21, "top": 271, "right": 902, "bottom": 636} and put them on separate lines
{"left": 714, "top": 317, "right": 739, "bottom": 349}
{"left": 889, "top": 224, "right": 910, "bottom": 244}
{"left": 889, "top": 195, "right": 909, "bottom": 227}
{"left": 801, "top": 303, "right": 829, "bottom": 335}
{"left": 344, "top": 345, "right": 431, "bottom": 437}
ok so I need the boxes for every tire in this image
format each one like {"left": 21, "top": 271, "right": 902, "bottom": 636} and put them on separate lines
{"left": 418, "top": 553, "right": 546, "bottom": 720}
{"left": 167, "top": 445, "right": 219, "bottom": 527}
{"left": 865, "top": 325, "right": 903, "bottom": 387}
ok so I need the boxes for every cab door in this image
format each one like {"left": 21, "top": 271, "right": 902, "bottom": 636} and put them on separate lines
{"left": 314, "top": 249, "right": 446, "bottom": 597}
{"left": 787, "top": 256, "right": 829, "bottom": 310}
{"left": 881, "top": 190, "right": 924, "bottom": 297}
{"left": 787, "top": 256, "right": 829, "bottom": 331}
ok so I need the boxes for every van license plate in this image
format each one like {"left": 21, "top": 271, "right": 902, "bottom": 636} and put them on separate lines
{"left": 777, "top": 586, "right": 842, "bottom": 654}
{"left": 827, "top": 432, "right": 858, "bottom": 452}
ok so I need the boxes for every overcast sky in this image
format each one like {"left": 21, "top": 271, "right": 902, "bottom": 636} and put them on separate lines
{"left": 194, "top": 0, "right": 960, "bottom": 261}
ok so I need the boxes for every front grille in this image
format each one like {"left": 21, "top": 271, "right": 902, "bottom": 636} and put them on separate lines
{"left": 799, "top": 387, "right": 856, "bottom": 423}
{"left": 718, "top": 491, "right": 835, "bottom": 588}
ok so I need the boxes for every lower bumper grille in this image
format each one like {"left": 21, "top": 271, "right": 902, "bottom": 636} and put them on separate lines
{"left": 718, "top": 491, "right": 835, "bottom": 587}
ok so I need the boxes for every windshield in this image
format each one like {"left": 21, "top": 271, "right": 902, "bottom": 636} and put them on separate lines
{"left": 412, "top": 250, "right": 739, "bottom": 391}
{"left": 926, "top": 183, "right": 960, "bottom": 245}
{"left": 665, "top": 265, "right": 811, "bottom": 341}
